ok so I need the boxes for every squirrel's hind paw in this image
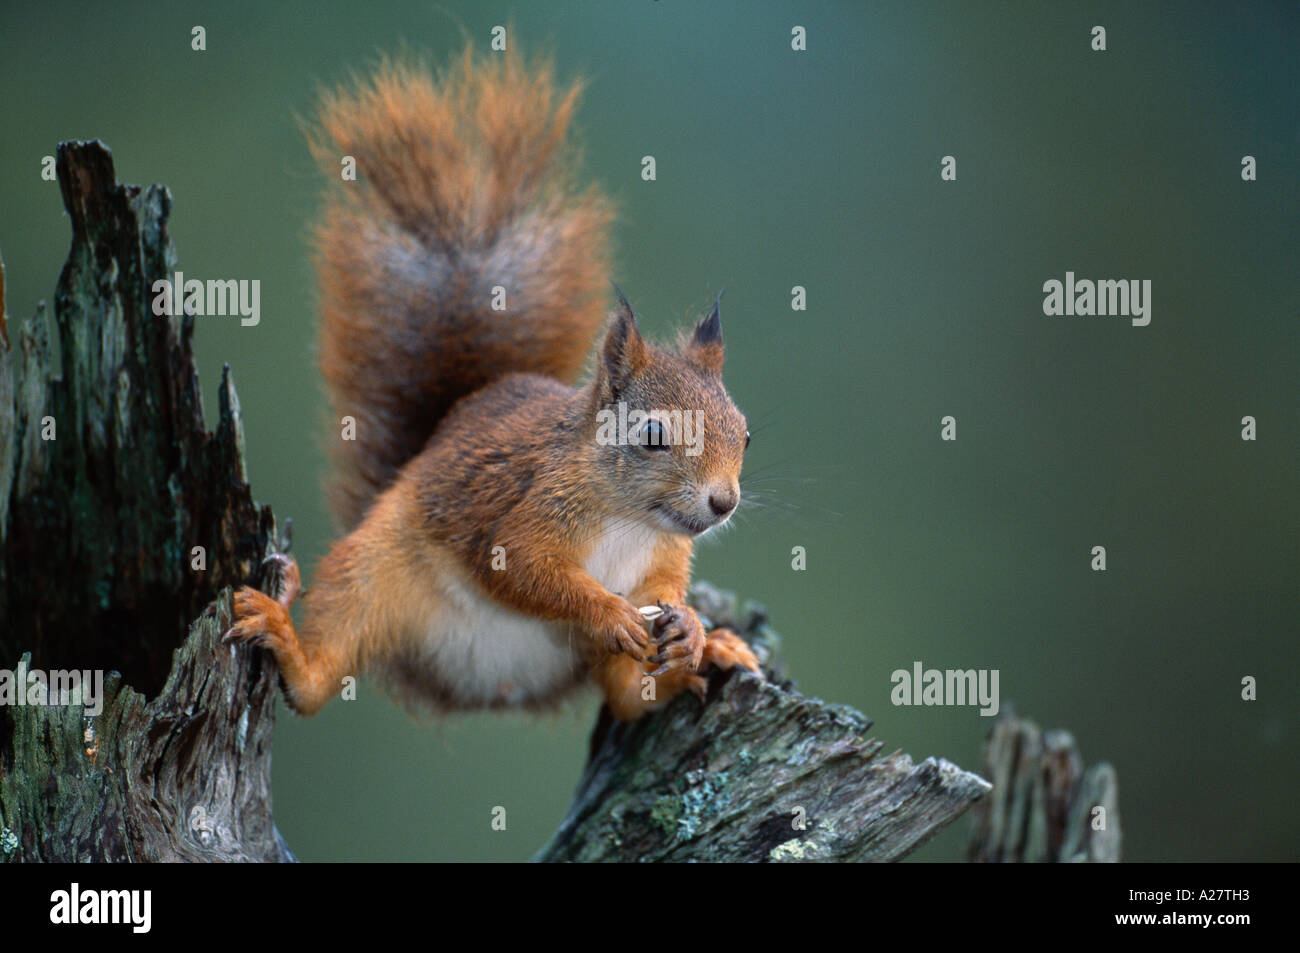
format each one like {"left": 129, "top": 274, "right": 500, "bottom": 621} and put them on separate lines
{"left": 224, "top": 587, "right": 296, "bottom": 655}
{"left": 701, "top": 628, "right": 762, "bottom": 676}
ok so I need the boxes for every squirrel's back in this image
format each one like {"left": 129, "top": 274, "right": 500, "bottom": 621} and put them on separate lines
{"left": 311, "top": 47, "right": 613, "bottom": 528}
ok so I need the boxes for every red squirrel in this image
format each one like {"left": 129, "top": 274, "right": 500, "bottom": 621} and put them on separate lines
{"left": 225, "top": 47, "right": 761, "bottom": 721}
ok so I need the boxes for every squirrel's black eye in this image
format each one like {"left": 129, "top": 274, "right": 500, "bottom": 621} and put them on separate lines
{"left": 744, "top": 430, "right": 751, "bottom": 449}
{"left": 640, "top": 419, "right": 671, "bottom": 451}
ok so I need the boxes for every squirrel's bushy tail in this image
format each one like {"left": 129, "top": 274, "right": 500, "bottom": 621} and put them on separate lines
{"left": 311, "top": 47, "right": 613, "bottom": 528}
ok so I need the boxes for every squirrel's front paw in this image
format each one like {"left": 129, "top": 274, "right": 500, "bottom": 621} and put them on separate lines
{"left": 647, "top": 603, "right": 707, "bottom": 677}
{"left": 593, "top": 598, "right": 652, "bottom": 658}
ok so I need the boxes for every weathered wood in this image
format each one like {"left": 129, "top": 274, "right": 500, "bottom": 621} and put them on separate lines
{"left": 966, "top": 707, "right": 1121, "bottom": 862}
{"left": 0, "top": 598, "right": 292, "bottom": 861}
{"left": 537, "top": 583, "right": 992, "bottom": 862}
{"left": 0, "top": 251, "right": 8, "bottom": 347}
{"left": 2, "top": 139, "right": 996, "bottom": 864}
{"left": 0, "top": 140, "right": 277, "bottom": 696}
{"left": 0, "top": 140, "right": 290, "bottom": 861}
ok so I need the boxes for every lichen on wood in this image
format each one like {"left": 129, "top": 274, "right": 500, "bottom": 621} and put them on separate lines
{"left": 0, "top": 596, "right": 292, "bottom": 862}
{"left": 537, "top": 584, "right": 992, "bottom": 862}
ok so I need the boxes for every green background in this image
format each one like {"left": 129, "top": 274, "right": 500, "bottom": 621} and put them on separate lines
{"left": 2, "top": 0, "right": 1296, "bottom": 861}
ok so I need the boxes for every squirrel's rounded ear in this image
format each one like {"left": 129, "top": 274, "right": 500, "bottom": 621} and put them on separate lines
{"left": 600, "top": 285, "right": 648, "bottom": 393}
{"left": 689, "top": 292, "right": 725, "bottom": 375}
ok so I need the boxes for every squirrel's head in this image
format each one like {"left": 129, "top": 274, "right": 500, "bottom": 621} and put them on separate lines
{"left": 590, "top": 290, "right": 749, "bottom": 537}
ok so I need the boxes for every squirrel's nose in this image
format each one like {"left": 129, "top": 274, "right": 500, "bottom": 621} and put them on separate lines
{"left": 708, "top": 489, "right": 738, "bottom": 516}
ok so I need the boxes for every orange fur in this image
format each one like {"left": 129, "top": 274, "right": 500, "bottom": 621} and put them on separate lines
{"left": 228, "top": 45, "right": 759, "bottom": 721}
{"left": 312, "top": 48, "right": 612, "bottom": 529}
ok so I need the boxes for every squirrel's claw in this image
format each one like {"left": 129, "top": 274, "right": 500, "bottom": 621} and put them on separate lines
{"left": 646, "top": 603, "right": 706, "bottom": 675}
{"left": 259, "top": 552, "right": 301, "bottom": 606}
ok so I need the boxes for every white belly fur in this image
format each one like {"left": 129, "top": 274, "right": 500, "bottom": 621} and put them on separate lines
{"left": 403, "top": 519, "right": 661, "bottom": 709}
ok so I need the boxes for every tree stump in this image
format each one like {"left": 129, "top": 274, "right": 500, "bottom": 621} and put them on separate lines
{"left": 0, "top": 140, "right": 288, "bottom": 860}
{"left": 966, "top": 707, "right": 1121, "bottom": 863}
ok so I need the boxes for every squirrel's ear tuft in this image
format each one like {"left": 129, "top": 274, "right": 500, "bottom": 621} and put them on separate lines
{"left": 600, "top": 287, "right": 648, "bottom": 395}
{"left": 689, "top": 292, "right": 725, "bottom": 375}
